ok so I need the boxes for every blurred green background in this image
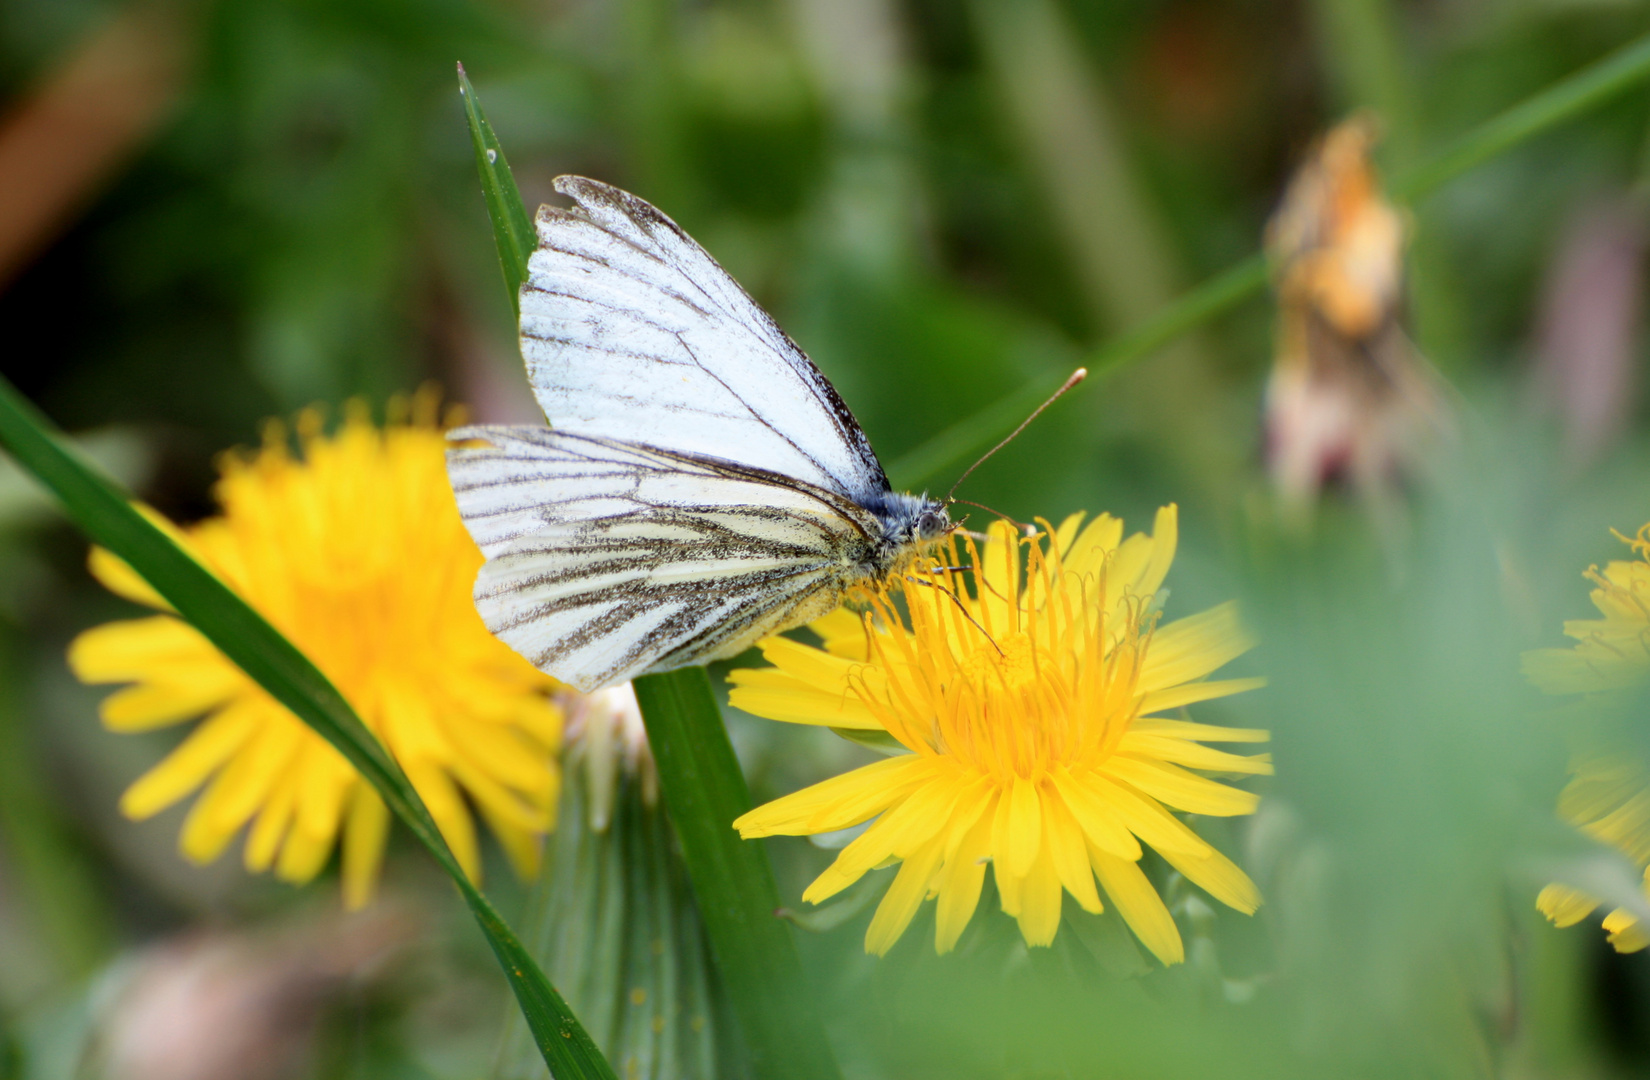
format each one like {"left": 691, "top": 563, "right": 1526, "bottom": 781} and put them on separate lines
{"left": 4, "top": 0, "right": 1650, "bottom": 1077}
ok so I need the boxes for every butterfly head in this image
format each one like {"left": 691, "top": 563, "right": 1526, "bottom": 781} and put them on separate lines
{"left": 912, "top": 501, "right": 952, "bottom": 545}
{"left": 862, "top": 490, "right": 953, "bottom": 580}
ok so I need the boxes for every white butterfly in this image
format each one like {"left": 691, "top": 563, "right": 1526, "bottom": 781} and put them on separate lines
{"left": 446, "top": 176, "right": 951, "bottom": 692}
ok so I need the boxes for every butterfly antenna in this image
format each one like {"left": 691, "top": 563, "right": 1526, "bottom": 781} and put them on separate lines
{"left": 944, "top": 368, "right": 1087, "bottom": 502}
{"left": 952, "top": 499, "right": 1034, "bottom": 535}
{"left": 905, "top": 574, "right": 1004, "bottom": 657}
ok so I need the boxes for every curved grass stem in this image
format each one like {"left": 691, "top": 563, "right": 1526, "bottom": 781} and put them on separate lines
{"left": 888, "top": 30, "right": 1650, "bottom": 490}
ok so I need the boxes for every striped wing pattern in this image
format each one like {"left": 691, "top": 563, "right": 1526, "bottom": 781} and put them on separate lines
{"left": 448, "top": 425, "right": 876, "bottom": 692}
{"left": 518, "top": 176, "right": 889, "bottom": 501}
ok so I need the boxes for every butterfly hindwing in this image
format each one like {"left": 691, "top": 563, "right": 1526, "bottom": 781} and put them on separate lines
{"left": 519, "top": 176, "right": 889, "bottom": 502}
{"left": 448, "top": 425, "right": 874, "bottom": 691}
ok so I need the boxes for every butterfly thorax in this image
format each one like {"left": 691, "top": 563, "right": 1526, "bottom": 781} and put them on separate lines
{"left": 858, "top": 489, "right": 951, "bottom": 583}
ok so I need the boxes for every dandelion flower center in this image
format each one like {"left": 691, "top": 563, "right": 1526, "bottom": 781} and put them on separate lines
{"left": 960, "top": 631, "right": 1035, "bottom": 689}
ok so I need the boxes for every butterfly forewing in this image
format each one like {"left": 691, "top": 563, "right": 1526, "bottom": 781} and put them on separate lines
{"left": 519, "top": 176, "right": 889, "bottom": 501}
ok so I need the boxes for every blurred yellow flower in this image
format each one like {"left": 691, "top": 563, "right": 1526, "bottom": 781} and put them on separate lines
{"left": 730, "top": 507, "right": 1269, "bottom": 962}
{"left": 1535, "top": 758, "right": 1650, "bottom": 953}
{"left": 1525, "top": 524, "right": 1650, "bottom": 951}
{"left": 68, "top": 394, "right": 562, "bottom": 908}
{"left": 1522, "top": 525, "right": 1650, "bottom": 696}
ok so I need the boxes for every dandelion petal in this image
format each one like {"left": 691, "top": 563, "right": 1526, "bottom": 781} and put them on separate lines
{"left": 1091, "top": 847, "right": 1183, "bottom": 966}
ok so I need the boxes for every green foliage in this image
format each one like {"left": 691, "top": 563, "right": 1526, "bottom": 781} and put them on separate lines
{"left": 0, "top": 1018, "right": 19, "bottom": 1080}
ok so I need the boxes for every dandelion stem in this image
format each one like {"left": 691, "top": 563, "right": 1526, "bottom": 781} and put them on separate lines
{"left": 631, "top": 668, "right": 844, "bottom": 1080}
{"left": 888, "top": 30, "right": 1650, "bottom": 490}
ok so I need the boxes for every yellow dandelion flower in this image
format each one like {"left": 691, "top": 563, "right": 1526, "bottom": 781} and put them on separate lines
{"left": 1522, "top": 525, "right": 1650, "bottom": 696}
{"left": 1524, "top": 524, "right": 1650, "bottom": 951}
{"left": 1534, "top": 758, "right": 1650, "bottom": 953}
{"left": 68, "top": 394, "right": 562, "bottom": 908}
{"left": 730, "top": 506, "right": 1270, "bottom": 962}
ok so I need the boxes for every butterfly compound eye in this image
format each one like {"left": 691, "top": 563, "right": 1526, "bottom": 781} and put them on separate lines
{"left": 915, "top": 506, "right": 951, "bottom": 544}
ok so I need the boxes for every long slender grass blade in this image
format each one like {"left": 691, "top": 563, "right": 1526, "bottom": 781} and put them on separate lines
{"left": 458, "top": 62, "right": 537, "bottom": 315}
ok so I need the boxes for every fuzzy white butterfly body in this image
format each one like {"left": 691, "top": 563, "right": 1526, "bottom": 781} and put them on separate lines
{"left": 447, "top": 176, "right": 949, "bottom": 692}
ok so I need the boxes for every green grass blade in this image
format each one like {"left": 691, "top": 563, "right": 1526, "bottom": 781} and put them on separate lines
{"left": 888, "top": 257, "right": 1267, "bottom": 490}
{"left": 889, "top": 30, "right": 1650, "bottom": 490}
{"left": 457, "top": 76, "right": 836, "bottom": 1077}
{"left": 1392, "top": 31, "right": 1650, "bottom": 203}
{"left": 632, "top": 668, "right": 842, "bottom": 1080}
{"left": 0, "top": 376, "right": 617, "bottom": 1080}
{"left": 458, "top": 62, "right": 537, "bottom": 314}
